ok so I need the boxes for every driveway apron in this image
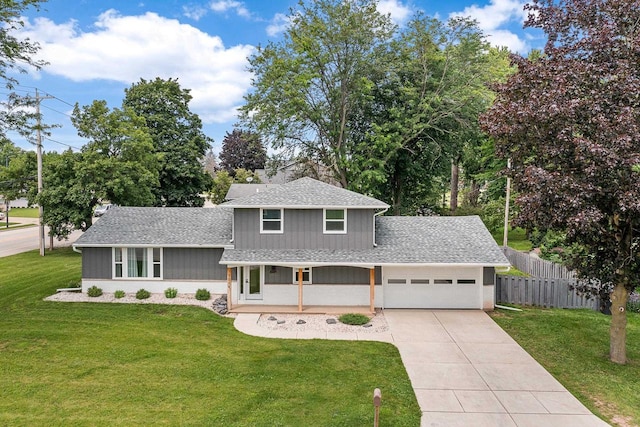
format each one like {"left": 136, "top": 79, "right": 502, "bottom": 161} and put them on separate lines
{"left": 384, "top": 309, "right": 609, "bottom": 427}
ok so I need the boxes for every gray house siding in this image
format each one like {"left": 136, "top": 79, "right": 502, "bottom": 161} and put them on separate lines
{"left": 264, "top": 265, "right": 381, "bottom": 285}
{"left": 483, "top": 267, "right": 495, "bottom": 286}
{"left": 164, "top": 248, "right": 232, "bottom": 281}
{"left": 314, "top": 266, "right": 381, "bottom": 284}
{"left": 234, "top": 208, "right": 375, "bottom": 250}
{"left": 82, "top": 247, "right": 112, "bottom": 279}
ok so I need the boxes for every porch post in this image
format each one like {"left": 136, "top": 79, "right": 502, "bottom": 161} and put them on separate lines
{"left": 226, "top": 267, "right": 232, "bottom": 311}
{"left": 298, "top": 267, "right": 303, "bottom": 313}
{"left": 369, "top": 268, "right": 375, "bottom": 313}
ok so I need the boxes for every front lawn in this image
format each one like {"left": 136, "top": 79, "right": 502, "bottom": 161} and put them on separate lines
{"left": 6, "top": 207, "right": 39, "bottom": 218}
{"left": 491, "top": 307, "right": 640, "bottom": 426}
{"left": 0, "top": 249, "right": 419, "bottom": 426}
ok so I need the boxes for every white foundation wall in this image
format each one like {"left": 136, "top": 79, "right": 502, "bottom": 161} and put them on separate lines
{"left": 233, "top": 284, "right": 383, "bottom": 306}
{"left": 483, "top": 284, "right": 495, "bottom": 310}
{"left": 81, "top": 279, "right": 229, "bottom": 295}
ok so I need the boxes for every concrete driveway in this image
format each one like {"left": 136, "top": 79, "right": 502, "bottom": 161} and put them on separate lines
{"left": 384, "top": 310, "right": 609, "bottom": 427}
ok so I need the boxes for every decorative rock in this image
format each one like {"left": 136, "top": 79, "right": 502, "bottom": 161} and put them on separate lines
{"left": 277, "top": 320, "right": 286, "bottom": 324}
{"left": 363, "top": 323, "right": 373, "bottom": 328}
{"left": 268, "top": 316, "right": 277, "bottom": 321}
{"left": 326, "top": 318, "right": 337, "bottom": 324}
{"left": 296, "top": 319, "right": 306, "bottom": 325}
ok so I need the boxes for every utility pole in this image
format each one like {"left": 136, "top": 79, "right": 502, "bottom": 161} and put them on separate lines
{"left": 35, "top": 89, "right": 54, "bottom": 257}
{"left": 503, "top": 158, "right": 512, "bottom": 248}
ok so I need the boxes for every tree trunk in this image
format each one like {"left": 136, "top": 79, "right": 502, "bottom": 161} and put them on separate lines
{"left": 465, "top": 180, "right": 480, "bottom": 207}
{"left": 392, "top": 167, "right": 402, "bottom": 215}
{"left": 609, "top": 283, "right": 628, "bottom": 364}
{"left": 450, "top": 160, "right": 459, "bottom": 213}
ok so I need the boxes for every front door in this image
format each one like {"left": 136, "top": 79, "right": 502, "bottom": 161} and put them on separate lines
{"left": 244, "top": 265, "right": 262, "bottom": 300}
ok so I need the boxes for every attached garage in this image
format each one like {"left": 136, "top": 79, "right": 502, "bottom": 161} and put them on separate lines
{"left": 382, "top": 266, "right": 484, "bottom": 309}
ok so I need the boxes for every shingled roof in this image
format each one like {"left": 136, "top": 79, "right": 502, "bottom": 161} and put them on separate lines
{"left": 220, "top": 216, "right": 509, "bottom": 266}
{"left": 73, "top": 207, "right": 233, "bottom": 247}
{"left": 221, "top": 177, "right": 389, "bottom": 209}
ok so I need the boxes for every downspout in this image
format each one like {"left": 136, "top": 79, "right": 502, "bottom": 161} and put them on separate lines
{"left": 372, "top": 208, "right": 389, "bottom": 247}
{"left": 72, "top": 245, "right": 82, "bottom": 254}
{"left": 229, "top": 211, "right": 235, "bottom": 243}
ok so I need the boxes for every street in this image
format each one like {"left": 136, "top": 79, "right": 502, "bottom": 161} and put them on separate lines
{"left": 0, "top": 218, "right": 83, "bottom": 258}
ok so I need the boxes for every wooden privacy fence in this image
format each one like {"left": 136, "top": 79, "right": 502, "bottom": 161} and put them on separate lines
{"left": 498, "top": 247, "right": 599, "bottom": 310}
{"left": 502, "top": 247, "right": 576, "bottom": 279}
{"left": 495, "top": 276, "right": 599, "bottom": 310}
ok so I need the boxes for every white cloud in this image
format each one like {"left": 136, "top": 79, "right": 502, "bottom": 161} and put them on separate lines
{"left": 266, "top": 13, "right": 290, "bottom": 37}
{"left": 183, "top": 5, "right": 209, "bottom": 21}
{"left": 18, "top": 10, "right": 254, "bottom": 124}
{"left": 210, "top": 0, "right": 250, "bottom": 19}
{"left": 377, "top": 0, "right": 413, "bottom": 26}
{"left": 450, "top": 0, "right": 529, "bottom": 53}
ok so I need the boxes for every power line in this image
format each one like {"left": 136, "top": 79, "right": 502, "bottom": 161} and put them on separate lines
{"left": 43, "top": 136, "right": 82, "bottom": 151}
{"left": 41, "top": 103, "right": 73, "bottom": 118}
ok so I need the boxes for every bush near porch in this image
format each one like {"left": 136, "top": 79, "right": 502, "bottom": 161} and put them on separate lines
{"left": 0, "top": 248, "right": 420, "bottom": 426}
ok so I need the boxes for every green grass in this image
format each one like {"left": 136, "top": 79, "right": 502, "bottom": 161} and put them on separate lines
{"left": 7, "top": 207, "right": 39, "bottom": 218}
{"left": 0, "top": 248, "right": 420, "bottom": 426}
{"left": 0, "top": 223, "right": 36, "bottom": 232}
{"left": 492, "top": 227, "right": 533, "bottom": 251}
{"left": 491, "top": 307, "right": 640, "bottom": 426}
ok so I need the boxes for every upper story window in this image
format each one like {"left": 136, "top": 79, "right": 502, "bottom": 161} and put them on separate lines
{"left": 324, "top": 209, "right": 347, "bottom": 234}
{"left": 260, "top": 208, "right": 283, "bottom": 233}
{"left": 113, "top": 247, "right": 162, "bottom": 279}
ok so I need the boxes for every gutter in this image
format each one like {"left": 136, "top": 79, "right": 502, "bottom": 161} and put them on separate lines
{"left": 372, "top": 207, "right": 389, "bottom": 247}
{"left": 72, "top": 245, "right": 82, "bottom": 254}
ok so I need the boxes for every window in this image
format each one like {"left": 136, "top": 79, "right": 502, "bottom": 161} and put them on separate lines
{"left": 457, "top": 279, "right": 476, "bottom": 284}
{"left": 411, "top": 279, "right": 430, "bottom": 285}
{"left": 261, "top": 208, "right": 283, "bottom": 233}
{"left": 433, "top": 279, "right": 453, "bottom": 284}
{"left": 113, "top": 247, "right": 162, "bottom": 279}
{"left": 293, "top": 267, "right": 312, "bottom": 284}
{"left": 324, "top": 209, "right": 346, "bottom": 234}
{"left": 387, "top": 279, "right": 406, "bottom": 284}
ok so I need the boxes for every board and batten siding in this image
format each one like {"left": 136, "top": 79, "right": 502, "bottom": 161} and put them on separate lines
{"left": 82, "top": 247, "right": 112, "bottom": 279}
{"left": 164, "top": 248, "right": 232, "bottom": 281}
{"left": 234, "top": 208, "right": 375, "bottom": 250}
{"left": 263, "top": 266, "right": 381, "bottom": 285}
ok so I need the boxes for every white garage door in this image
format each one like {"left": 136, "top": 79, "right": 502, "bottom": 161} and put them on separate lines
{"left": 383, "top": 266, "right": 482, "bottom": 309}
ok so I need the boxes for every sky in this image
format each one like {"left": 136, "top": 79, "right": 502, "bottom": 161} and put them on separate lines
{"left": 7, "top": 0, "right": 545, "bottom": 156}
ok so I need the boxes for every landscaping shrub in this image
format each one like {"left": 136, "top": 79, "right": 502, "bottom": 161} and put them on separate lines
{"left": 164, "top": 287, "right": 178, "bottom": 298}
{"left": 338, "top": 313, "right": 370, "bottom": 326}
{"left": 195, "top": 288, "right": 211, "bottom": 301}
{"left": 87, "top": 286, "right": 103, "bottom": 297}
{"left": 114, "top": 290, "right": 125, "bottom": 299}
{"left": 136, "top": 289, "right": 151, "bottom": 300}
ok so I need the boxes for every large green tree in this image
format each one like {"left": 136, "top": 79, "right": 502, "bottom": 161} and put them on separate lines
{"left": 481, "top": 0, "right": 640, "bottom": 364}
{"left": 123, "top": 78, "right": 212, "bottom": 206}
{"left": 353, "top": 16, "right": 500, "bottom": 214}
{"left": 0, "top": 0, "right": 48, "bottom": 139}
{"left": 240, "top": 0, "right": 395, "bottom": 188}
{"left": 71, "top": 100, "right": 159, "bottom": 208}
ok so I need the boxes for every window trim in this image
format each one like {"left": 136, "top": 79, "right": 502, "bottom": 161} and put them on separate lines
{"left": 323, "top": 208, "right": 347, "bottom": 234}
{"left": 112, "top": 247, "right": 163, "bottom": 280}
{"left": 292, "top": 267, "right": 312, "bottom": 284}
{"left": 260, "top": 208, "right": 284, "bottom": 234}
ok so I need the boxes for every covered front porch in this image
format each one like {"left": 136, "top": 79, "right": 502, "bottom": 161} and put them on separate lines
{"left": 223, "top": 264, "right": 381, "bottom": 314}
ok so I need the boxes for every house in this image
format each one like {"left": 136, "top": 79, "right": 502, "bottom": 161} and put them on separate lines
{"left": 73, "top": 177, "right": 509, "bottom": 311}
{"left": 224, "top": 183, "right": 279, "bottom": 201}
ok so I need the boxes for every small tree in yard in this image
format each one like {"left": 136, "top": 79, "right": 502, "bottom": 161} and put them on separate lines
{"left": 481, "top": 0, "right": 640, "bottom": 364}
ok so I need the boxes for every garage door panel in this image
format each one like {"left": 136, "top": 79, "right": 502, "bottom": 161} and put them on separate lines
{"left": 383, "top": 266, "right": 482, "bottom": 309}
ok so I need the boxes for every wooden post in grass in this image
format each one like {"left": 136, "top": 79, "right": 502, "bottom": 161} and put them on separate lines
{"left": 298, "top": 268, "right": 303, "bottom": 312}
{"left": 226, "top": 268, "right": 232, "bottom": 311}
{"left": 369, "top": 268, "right": 375, "bottom": 313}
{"left": 373, "top": 388, "right": 381, "bottom": 427}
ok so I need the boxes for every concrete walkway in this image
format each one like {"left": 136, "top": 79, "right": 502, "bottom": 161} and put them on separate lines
{"left": 234, "top": 309, "right": 609, "bottom": 427}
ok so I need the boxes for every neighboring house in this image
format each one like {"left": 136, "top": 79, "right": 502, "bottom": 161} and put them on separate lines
{"left": 73, "top": 177, "right": 509, "bottom": 311}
